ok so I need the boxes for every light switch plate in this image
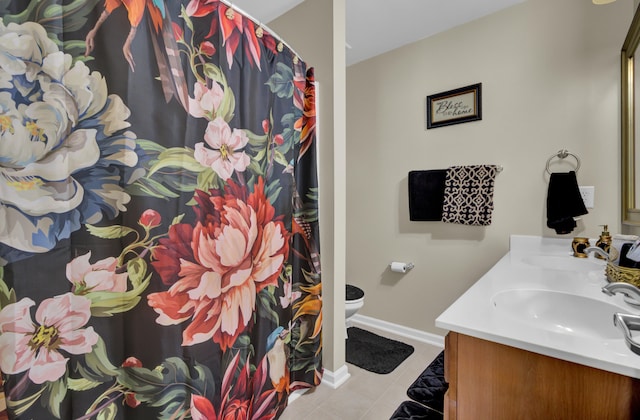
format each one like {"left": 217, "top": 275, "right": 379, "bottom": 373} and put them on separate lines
{"left": 579, "top": 186, "right": 595, "bottom": 208}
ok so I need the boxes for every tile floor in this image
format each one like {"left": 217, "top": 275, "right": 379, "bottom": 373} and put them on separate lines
{"left": 280, "top": 324, "right": 444, "bottom": 420}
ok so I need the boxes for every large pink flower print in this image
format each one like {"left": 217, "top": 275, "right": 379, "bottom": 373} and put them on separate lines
{"left": 194, "top": 117, "right": 250, "bottom": 181}
{"left": 148, "top": 178, "right": 289, "bottom": 351}
{"left": 0, "top": 293, "right": 98, "bottom": 384}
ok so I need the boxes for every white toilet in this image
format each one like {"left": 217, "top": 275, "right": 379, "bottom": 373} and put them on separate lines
{"left": 345, "top": 284, "right": 365, "bottom": 335}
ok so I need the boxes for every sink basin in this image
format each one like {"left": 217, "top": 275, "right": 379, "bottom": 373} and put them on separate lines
{"left": 521, "top": 255, "right": 605, "bottom": 272}
{"left": 491, "top": 289, "right": 626, "bottom": 339}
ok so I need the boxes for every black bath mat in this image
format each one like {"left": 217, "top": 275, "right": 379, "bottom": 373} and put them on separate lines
{"left": 406, "top": 351, "right": 447, "bottom": 413}
{"left": 346, "top": 327, "right": 414, "bottom": 374}
{"left": 389, "top": 401, "right": 443, "bottom": 420}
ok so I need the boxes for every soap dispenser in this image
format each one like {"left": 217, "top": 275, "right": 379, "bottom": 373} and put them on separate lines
{"left": 595, "top": 225, "right": 612, "bottom": 260}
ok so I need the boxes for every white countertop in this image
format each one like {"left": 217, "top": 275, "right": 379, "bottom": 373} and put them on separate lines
{"left": 435, "top": 234, "right": 640, "bottom": 379}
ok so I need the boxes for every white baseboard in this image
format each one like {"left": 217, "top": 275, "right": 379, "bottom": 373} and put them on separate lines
{"left": 320, "top": 364, "right": 351, "bottom": 389}
{"left": 351, "top": 314, "right": 445, "bottom": 348}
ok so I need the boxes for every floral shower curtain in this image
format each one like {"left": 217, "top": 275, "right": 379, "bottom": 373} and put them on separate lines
{"left": 0, "top": 0, "right": 322, "bottom": 418}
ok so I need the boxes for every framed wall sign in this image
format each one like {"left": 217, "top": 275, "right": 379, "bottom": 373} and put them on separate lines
{"left": 426, "top": 83, "right": 482, "bottom": 129}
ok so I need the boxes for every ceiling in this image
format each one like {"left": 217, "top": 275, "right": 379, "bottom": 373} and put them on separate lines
{"left": 232, "top": 0, "right": 526, "bottom": 66}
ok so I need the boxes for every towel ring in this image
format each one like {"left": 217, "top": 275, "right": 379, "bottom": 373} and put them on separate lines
{"left": 545, "top": 149, "right": 581, "bottom": 174}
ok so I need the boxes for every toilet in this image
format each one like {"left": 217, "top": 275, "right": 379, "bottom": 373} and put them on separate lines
{"left": 345, "top": 284, "right": 365, "bottom": 334}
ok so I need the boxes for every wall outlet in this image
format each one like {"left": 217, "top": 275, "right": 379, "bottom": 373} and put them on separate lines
{"left": 579, "top": 186, "right": 595, "bottom": 208}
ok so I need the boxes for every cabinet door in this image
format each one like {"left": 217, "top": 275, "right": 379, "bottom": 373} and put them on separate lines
{"left": 445, "top": 332, "right": 640, "bottom": 420}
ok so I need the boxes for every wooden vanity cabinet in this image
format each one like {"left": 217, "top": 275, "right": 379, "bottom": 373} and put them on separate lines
{"left": 444, "top": 332, "right": 640, "bottom": 420}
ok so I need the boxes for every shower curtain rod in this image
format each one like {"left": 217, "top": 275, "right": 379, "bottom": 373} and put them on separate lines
{"left": 221, "top": 1, "right": 303, "bottom": 61}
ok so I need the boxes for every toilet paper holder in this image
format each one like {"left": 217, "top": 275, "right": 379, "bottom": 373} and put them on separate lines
{"left": 390, "top": 262, "right": 414, "bottom": 273}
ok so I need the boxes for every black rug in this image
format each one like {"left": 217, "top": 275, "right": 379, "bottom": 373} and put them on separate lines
{"left": 406, "top": 351, "right": 447, "bottom": 413}
{"left": 389, "top": 401, "right": 443, "bottom": 420}
{"left": 390, "top": 351, "right": 447, "bottom": 420}
{"left": 346, "top": 327, "right": 414, "bottom": 374}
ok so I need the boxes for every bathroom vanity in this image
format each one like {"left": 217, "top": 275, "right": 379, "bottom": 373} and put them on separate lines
{"left": 436, "top": 235, "right": 640, "bottom": 419}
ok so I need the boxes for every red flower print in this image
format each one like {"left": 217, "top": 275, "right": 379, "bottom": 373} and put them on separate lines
{"left": 213, "top": 352, "right": 279, "bottom": 420}
{"left": 200, "top": 41, "right": 216, "bottom": 57}
{"left": 121, "top": 357, "right": 143, "bottom": 408}
{"left": 148, "top": 178, "right": 289, "bottom": 351}
{"left": 139, "top": 209, "right": 162, "bottom": 228}
{"left": 122, "top": 356, "right": 142, "bottom": 368}
{"left": 172, "top": 22, "right": 184, "bottom": 41}
{"left": 185, "top": 0, "right": 263, "bottom": 69}
{"left": 151, "top": 223, "right": 195, "bottom": 286}
{"left": 185, "top": 0, "right": 219, "bottom": 17}
{"left": 191, "top": 394, "right": 217, "bottom": 420}
{"left": 219, "top": 4, "right": 262, "bottom": 69}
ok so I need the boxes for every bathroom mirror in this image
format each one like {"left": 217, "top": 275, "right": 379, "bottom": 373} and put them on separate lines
{"left": 621, "top": 4, "right": 640, "bottom": 231}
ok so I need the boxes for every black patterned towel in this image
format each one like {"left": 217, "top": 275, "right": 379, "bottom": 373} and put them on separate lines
{"left": 442, "top": 165, "right": 499, "bottom": 226}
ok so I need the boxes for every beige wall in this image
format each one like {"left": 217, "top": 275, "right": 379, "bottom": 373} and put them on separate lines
{"left": 271, "top": 0, "right": 347, "bottom": 372}
{"left": 346, "top": 0, "right": 633, "bottom": 335}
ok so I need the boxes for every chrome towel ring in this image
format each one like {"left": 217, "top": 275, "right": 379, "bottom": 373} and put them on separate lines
{"left": 545, "top": 149, "right": 581, "bottom": 174}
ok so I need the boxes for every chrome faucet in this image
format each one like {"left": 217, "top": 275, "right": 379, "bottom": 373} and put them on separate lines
{"left": 602, "top": 282, "right": 640, "bottom": 306}
{"left": 584, "top": 246, "right": 609, "bottom": 260}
